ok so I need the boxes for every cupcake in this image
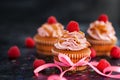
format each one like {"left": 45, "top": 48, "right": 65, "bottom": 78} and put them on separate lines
{"left": 52, "top": 21, "right": 91, "bottom": 71}
{"left": 34, "top": 16, "right": 65, "bottom": 55}
{"left": 87, "top": 14, "right": 117, "bottom": 56}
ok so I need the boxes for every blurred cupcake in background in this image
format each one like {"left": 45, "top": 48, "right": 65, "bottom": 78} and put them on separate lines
{"left": 52, "top": 21, "right": 91, "bottom": 71}
{"left": 34, "top": 16, "right": 65, "bottom": 55}
{"left": 87, "top": 14, "right": 117, "bottom": 56}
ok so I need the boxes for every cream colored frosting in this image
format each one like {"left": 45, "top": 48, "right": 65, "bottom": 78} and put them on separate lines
{"left": 87, "top": 20, "right": 116, "bottom": 40}
{"left": 38, "top": 23, "right": 64, "bottom": 37}
{"left": 54, "top": 31, "right": 90, "bottom": 51}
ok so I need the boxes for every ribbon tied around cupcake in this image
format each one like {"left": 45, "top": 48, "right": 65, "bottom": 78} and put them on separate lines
{"left": 34, "top": 53, "right": 120, "bottom": 80}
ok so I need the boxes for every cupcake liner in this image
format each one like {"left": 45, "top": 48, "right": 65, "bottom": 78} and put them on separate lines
{"left": 36, "top": 43, "right": 53, "bottom": 55}
{"left": 37, "top": 49, "right": 52, "bottom": 55}
{"left": 52, "top": 48, "right": 91, "bottom": 71}
{"left": 36, "top": 43, "right": 53, "bottom": 51}
{"left": 87, "top": 35, "right": 117, "bottom": 56}
{"left": 34, "top": 34, "right": 57, "bottom": 55}
{"left": 61, "top": 66, "right": 88, "bottom": 72}
{"left": 34, "top": 34, "right": 58, "bottom": 45}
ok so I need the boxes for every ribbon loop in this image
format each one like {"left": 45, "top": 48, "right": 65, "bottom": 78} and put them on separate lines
{"left": 58, "top": 54, "right": 74, "bottom": 66}
{"left": 34, "top": 63, "right": 62, "bottom": 77}
{"left": 57, "top": 53, "right": 89, "bottom": 67}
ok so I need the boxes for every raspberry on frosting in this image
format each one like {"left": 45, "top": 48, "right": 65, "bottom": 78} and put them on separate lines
{"left": 110, "top": 46, "right": 120, "bottom": 59}
{"left": 47, "top": 16, "right": 57, "bottom": 24}
{"left": 66, "top": 21, "right": 80, "bottom": 32}
{"left": 97, "top": 59, "right": 110, "bottom": 72}
{"left": 98, "top": 14, "right": 108, "bottom": 22}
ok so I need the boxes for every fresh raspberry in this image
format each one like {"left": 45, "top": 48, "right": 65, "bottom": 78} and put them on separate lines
{"left": 110, "top": 46, "right": 120, "bottom": 59}
{"left": 90, "top": 48, "right": 96, "bottom": 58}
{"left": 8, "top": 46, "right": 21, "bottom": 59}
{"left": 98, "top": 14, "right": 108, "bottom": 22}
{"left": 25, "top": 37, "right": 35, "bottom": 48}
{"left": 47, "top": 16, "right": 57, "bottom": 24}
{"left": 33, "top": 59, "right": 46, "bottom": 69}
{"left": 66, "top": 21, "right": 80, "bottom": 32}
{"left": 97, "top": 59, "right": 110, "bottom": 72}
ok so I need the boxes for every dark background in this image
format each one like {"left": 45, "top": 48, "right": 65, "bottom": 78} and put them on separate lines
{"left": 1, "top": 0, "right": 120, "bottom": 80}
{"left": 1, "top": 0, "right": 120, "bottom": 49}
{"left": 1, "top": 0, "right": 120, "bottom": 34}
{"left": 1, "top": 0, "right": 120, "bottom": 24}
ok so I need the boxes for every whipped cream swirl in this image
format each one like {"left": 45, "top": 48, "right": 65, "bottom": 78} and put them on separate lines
{"left": 38, "top": 23, "right": 64, "bottom": 37}
{"left": 87, "top": 20, "right": 116, "bottom": 40}
{"left": 54, "top": 31, "right": 90, "bottom": 51}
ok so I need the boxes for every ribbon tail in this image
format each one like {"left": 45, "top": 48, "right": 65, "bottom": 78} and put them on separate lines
{"left": 107, "top": 75, "right": 120, "bottom": 79}
{"left": 34, "top": 63, "right": 62, "bottom": 77}
{"left": 60, "top": 67, "right": 74, "bottom": 79}
{"left": 90, "top": 61, "right": 98, "bottom": 66}
{"left": 87, "top": 62, "right": 106, "bottom": 75}
{"left": 87, "top": 63, "right": 120, "bottom": 79}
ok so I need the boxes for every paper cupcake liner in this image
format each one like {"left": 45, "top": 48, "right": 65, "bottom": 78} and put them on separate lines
{"left": 34, "top": 34, "right": 58, "bottom": 55}
{"left": 35, "top": 43, "right": 53, "bottom": 55}
{"left": 52, "top": 48, "right": 91, "bottom": 71}
{"left": 62, "top": 66, "right": 88, "bottom": 72}
{"left": 87, "top": 36, "right": 117, "bottom": 56}
{"left": 36, "top": 43, "right": 53, "bottom": 51}
{"left": 34, "top": 34, "right": 58, "bottom": 45}
{"left": 37, "top": 49, "right": 52, "bottom": 55}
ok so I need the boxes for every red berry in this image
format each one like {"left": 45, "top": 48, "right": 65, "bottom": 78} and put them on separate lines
{"left": 47, "top": 16, "right": 57, "bottom": 24}
{"left": 8, "top": 46, "right": 21, "bottom": 59}
{"left": 97, "top": 59, "right": 110, "bottom": 72}
{"left": 25, "top": 37, "right": 35, "bottom": 48}
{"left": 98, "top": 14, "right": 108, "bottom": 22}
{"left": 66, "top": 21, "right": 80, "bottom": 32}
{"left": 110, "top": 46, "right": 120, "bottom": 59}
{"left": 33, "top": 59, "right": 46, "bottom": 69}
{"left": 90, "top": 48, "right": 96, "bottom": 58}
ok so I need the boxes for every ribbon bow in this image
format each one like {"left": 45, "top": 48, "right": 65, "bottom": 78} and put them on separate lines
{"left": 55, "top": 54, "right": 88, "bottom": 67}
{"left": 34, "top": 54, "right": 120, "bottom": 80}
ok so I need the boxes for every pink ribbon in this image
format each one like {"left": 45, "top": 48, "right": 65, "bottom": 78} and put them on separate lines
{"left": 34, "top": 54, "right": 120, "bottom": 80}
{"left": 34, "top": 63, "right": 62, "bottom": 77}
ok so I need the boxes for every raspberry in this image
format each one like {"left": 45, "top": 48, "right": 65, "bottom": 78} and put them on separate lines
{"left": 25, "top": 37, "right": 35, "bottom": 48}
{"left": 98, "top": 14, "right": 108, "bottom": 22}
{"left": 47, "top": 16, "right": 57, "bottom": 24}
{"left": 8, "top": 46, "right": 21, "bottom": 59}
{"left": 66, "top": 21, "right": 80, "bottom": 32}
{"left": 110, "top": 46, "right": 120, "bottom": 59}
{"left": 90, "top": 48, "right": 96, "bottom": 58}
{"left": 33, "top": 59, "right": 46, "bottom": 69}
{"left": 97, "top": 59, "right": 110, "bottom": 72}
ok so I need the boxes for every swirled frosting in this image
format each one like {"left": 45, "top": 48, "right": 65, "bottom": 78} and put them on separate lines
{"left": 87, "top": 20, "right": 116, "bottom": 40}
{"left": 54, "top": 31, "right": 90, "bottom": 51}
{"left": 38, "top": 23, "right": 64, "bottom": 37}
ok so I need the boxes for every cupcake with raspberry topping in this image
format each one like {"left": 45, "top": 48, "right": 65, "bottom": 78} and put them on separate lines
{"left": 87, "top": 14, "right": 117, "bottom": 56}
{"left": 52, "top": 21, "right": 91, "bottom": 71}
{"left": 34, "top": 16, "right": 65, "bottom": 55}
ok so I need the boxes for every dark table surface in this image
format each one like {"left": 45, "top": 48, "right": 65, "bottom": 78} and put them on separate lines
{"left": 0, "top": 23, "right": 120, "bottom": 80}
